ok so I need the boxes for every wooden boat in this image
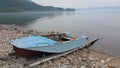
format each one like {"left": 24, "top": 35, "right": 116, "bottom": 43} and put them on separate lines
{"left": 10, "top": 32, "right": 88, "bottom": 57}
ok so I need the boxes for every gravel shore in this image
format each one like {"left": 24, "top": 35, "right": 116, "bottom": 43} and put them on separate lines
{"left": 0, "top": 27, "right": 120, "bottom": 68}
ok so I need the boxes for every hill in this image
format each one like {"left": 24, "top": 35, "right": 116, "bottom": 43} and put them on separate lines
{"left": 0, "top": 0, "right": 74, "bottom": 12}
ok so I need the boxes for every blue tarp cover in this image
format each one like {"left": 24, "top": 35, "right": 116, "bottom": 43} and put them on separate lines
{"left": 11, "top": 36, "right": 57, "bottom": 48}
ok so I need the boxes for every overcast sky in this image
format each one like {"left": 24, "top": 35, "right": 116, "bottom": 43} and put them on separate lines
{"left": 31, "top": 0, "right": 120, "bottom": 9}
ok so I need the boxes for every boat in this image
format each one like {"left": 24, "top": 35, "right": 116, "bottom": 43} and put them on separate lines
{"left": 10, "top": 32, "right": 88, "bottom": 57}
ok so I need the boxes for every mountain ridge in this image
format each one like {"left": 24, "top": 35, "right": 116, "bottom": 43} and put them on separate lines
{"left": 0, "top": 0, "right": 75, "bottom": 12}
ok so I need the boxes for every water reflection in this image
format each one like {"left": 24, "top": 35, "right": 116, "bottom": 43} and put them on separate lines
{"left": 0, "top": 12, "right": 65, "bottom": 26}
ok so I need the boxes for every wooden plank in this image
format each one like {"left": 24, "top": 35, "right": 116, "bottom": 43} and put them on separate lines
{"left": 24, "top": 39, "right": 99, "bottom": 68}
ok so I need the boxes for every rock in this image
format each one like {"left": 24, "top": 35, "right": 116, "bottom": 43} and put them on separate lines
{"left": 107, "top": 63, "right": 117, "bottom": 68}
{"left": 89, "top": 56, "right": 94, "bottom": 61}
{"left": 105, "top": 58, "right": 111, "bottom": 63}
{"left": 106, "top": 58, "right": 111, "bottom": 61}
{"left": 81, "top": 58, "right": 87, "bottom": 62}
{"left": 80, "top": 66, "right": 86, "bottom": 68}
{"left": 100, "top": 60, "right": 105, "bottom": 64}
{"left": 84, "top": 49, "right": 90, "bottom": 53}
{"left": 0, "top": 60, "right": 6, "bottom": 65}
{"left": 14, "top": 28, "right": 17, "bottom": 30}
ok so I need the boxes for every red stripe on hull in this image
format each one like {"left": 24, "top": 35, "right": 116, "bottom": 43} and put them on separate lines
{"left": 13, "top": 46, "right": 49, "bottom": 58}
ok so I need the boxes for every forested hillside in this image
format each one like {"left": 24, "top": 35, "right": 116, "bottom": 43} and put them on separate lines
{"left": 0, "top": 0, "right": 68, "bottom": 12}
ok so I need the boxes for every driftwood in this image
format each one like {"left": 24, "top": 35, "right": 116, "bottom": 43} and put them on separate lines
{"left": 24, "top": 39, "right": 99, "bottom": 68}
{"left": 84, "top": 39, "right": 99, "bottom": 49}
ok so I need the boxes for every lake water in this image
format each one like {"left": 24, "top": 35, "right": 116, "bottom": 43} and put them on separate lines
{"left": 0, "top": 9, "right": 120, "bottom": 56}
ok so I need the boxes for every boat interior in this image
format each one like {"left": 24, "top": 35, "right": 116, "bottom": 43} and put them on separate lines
{"left": 41, "top": 33, "right": 75, "bottom": 42}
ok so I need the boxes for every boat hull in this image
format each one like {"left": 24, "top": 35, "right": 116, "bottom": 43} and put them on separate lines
{"left": 13, "top": 46, "right": 51, "bottom": 58}
{"left": 12, "top": 36, "right": 88, "bottom": 58}
{"left": 25, "top": 36, "right": 87, "bottom": 53}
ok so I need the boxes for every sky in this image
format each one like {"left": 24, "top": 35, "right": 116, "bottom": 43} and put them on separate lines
{"left": 31, "top": 0, "right": 120, "bottom": 9}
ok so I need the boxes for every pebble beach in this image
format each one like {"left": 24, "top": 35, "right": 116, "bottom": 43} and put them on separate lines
{"left": 0, "top": 27, "right": 120, "bottom": 68}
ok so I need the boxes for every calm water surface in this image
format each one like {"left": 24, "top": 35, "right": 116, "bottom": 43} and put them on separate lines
{"left": 0, "top": 9, "right": 120, "bottom": 56}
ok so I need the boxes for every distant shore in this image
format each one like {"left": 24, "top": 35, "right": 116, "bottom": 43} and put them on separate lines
{"left": 0, "top": 27, "right": 120, "bottom": 68}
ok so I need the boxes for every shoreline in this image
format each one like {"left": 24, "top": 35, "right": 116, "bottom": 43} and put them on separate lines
{"left": 0, "top": 27, "right": 120, "bottom": 68}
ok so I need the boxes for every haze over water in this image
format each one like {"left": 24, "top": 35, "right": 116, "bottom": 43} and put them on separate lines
{"left": 0, "top": 9, "right": 120, "bottom": 56}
